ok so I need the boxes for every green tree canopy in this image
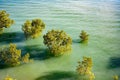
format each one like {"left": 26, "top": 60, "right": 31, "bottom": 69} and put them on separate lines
{"left": 76, "top": 57, "right": 95, "bottom": 80}
{"left": 22, "top": 19, "right": 45, "bottom": 39}
{"left": 0, "top": 43, "right": 31, "bottom": 66}
{"left": 79, "top": 30, "right": 89, "bottom": 43}
{"left": 0, "top": 10, "right": 14, "bottom": 34}
{"left": 43, "top": 30, "right": 72, "bottom": 56}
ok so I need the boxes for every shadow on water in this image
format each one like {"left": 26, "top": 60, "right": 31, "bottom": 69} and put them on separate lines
{"left": 72, "top": 39, "right": 80, "bottom": 43}
{"left": 72, "top": 39, "right": 88, "bottom": 44}
{"left": 0, "top": 64, "right": 10, "bottom": 69}
{"left": 0, "top": 32, "right": 25, "bottom": 43}
{"left": 108, "top": 57, "right": 120, "bottom": 69}
{"left": 19, "top": 44, "right": 60, "bottom": 61}
{"left": 35, "top": 71, "right": 77, "bottom": 80}
{"left": 0, "top": 64, "right": 23, "bottom": 69}
{"left": 21, "top": 45, "right": 49, "bottom": 60}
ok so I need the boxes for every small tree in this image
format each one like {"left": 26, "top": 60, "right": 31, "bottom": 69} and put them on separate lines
{"left": 76, "top": 57, "right": 95, "bottom": 80}
{"left": 0, "top": 10, "right": 14, "bottom": 34}
{"left": 113, "top": 75, "right": 118, "bottom": 80}
{"left": 22, "top": 19, "right": 45, "bottom": 39}
{"left": 79, "top": 30, "right": 89, "bottom": 43}
{"left": 43, "top": 30, "right": 72, "bottom": 56}
{"left": 22, "top": 53, "right": 30, "bottom": 63}
{"left": 4, "top": 75, "right": 15, "bottom": 80}
{"left": 0, "top": 43, "right": 31, "bottom": 66}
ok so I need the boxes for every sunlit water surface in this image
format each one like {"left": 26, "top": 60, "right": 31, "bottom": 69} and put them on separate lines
{"left": 0, "top": 0, "right": 120, "bottom": 80}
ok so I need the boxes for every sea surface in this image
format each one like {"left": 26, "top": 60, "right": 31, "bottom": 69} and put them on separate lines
{"left": 0, "top": 0, "right": 120, "bottom": 80}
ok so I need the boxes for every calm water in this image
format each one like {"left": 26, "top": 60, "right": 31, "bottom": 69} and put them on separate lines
{"left": 0, "top": 0, "right": 120, "bottom": 80}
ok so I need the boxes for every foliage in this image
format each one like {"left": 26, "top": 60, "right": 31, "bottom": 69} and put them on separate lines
{"left": 79, "top": 30, "right": 89, "bottom": 43}
{"left": 0, "top": 43, "right": 31, "bottom": 66}
{"left": 4, "top": 75, "right": 15, "bottom": 80}
{"left": 22, "top": 53, "right": 32, "bottom": 63}
{"left": 113, "top": 75, "right": 118, "bottom": 80}
{"left": 0, "top": 10, "right": 14, "bottom": 34}
{"left": 22, "top": 19, "right": 45, "bottom": 39}
{"left": 76, "top": 57, "right": 95, "bottom": 80}
{"left": 43, "top": 29, "right": 72, "bottom": 56}
{"left": 0, "top": 28, "right": 4, "bottom": 34}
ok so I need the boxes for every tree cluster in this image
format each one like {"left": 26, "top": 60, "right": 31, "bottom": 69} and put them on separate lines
{"left": 0, "top": 43, "right": 31, "bottom": 66}
{"left": 43, "top": 30, "right": 72, "bottom": 56}
{"left": 0, "top": 9, "right": 117, "bottom": 80}
{"left": 76, "top": 57, "right": 95, "bottom": 80}
{"left": 22, "top": 19, "right": 45, "bottom": 39}
{"left": 0, "top": 10, "right": 14, "bottom": 34}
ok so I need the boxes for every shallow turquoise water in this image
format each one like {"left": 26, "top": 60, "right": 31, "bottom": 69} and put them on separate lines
{"left": 0, "top": 0, "right": 120, "bottom": 80}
